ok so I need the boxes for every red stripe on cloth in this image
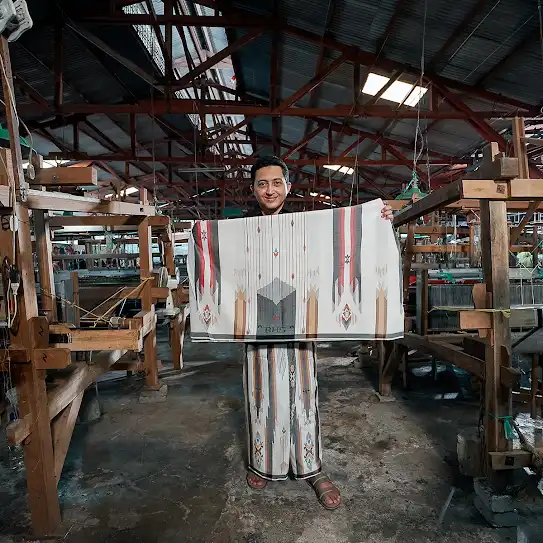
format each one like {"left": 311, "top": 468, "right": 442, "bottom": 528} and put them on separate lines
{"left": 206, "top": 222, "right": 215, "bottom": 291}
{"left": 350, "top": 207, "right": 356, "bottom": 293}
{"left": 338, "top": 207, "right": 345, "bottom": 297}
{"left": 195, "top": 221, "right": 205, "bottom": 295}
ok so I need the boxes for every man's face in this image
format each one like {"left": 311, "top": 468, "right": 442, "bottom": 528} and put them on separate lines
{"left": 253, "top": 165, "right": 291, "bottom": 214}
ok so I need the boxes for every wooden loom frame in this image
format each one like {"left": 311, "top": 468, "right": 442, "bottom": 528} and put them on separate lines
{"left": 0, "top": 37, "right": 189, "bottom": 536}
{"left": 381, "top": 117, "right": 543, "bottom": 486}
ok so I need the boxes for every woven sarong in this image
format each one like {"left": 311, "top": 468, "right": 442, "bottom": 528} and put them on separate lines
{"left": 188, "top": 198, "right": 404, "bottom": 342}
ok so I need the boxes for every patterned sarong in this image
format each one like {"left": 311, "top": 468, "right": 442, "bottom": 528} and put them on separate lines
{"left": 188, "top": 199, "right": 403, "bottom": 343}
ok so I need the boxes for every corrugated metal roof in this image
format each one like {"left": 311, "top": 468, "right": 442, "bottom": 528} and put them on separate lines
{"left": 230, "top": 0, "right": 543, "bottom": 192}
{"left": 11, "top": 0, "right": 543, "bottom": 207}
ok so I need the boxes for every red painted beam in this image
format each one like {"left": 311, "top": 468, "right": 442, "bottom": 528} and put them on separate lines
{"left": 174, "top": 28, "right": 265, "bottom": 89}
{"left": 82, "top": 10, "right": 538, "bottom": 112}
{"left": 44, "top": 152, "right": 466, "bottom": 166}
{"left": 15, "top": 100, "right": 517, "bottom": 118}
{"left": 431, "top": 81, "right": 508, "bottom": 151}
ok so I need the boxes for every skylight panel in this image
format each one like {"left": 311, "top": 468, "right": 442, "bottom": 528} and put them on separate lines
{"left": 362, "top": 73, "right": 427, "bottom": 107}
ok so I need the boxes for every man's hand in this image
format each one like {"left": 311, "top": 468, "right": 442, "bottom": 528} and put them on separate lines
{"left": 381, "top": 202, "right": 394, "bottom": 222}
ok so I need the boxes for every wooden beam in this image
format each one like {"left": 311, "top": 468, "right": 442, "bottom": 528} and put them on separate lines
{"left": 510, "top": 200, "right": 541, "bottom": 245}
{"left": 34, "top": 211, "right": 57, "bottom": 321}
{"left": 138, "top": 217, "right": 160, "bottom": 389}
{"left": 480, "top": 183, "right": 512, "bottom": 487}
{"left": 171, "top": 305, "right": 189, "bottom": 370}
{"left": 460, "top": 311, "right": 491, "bottom": 330}
{"left": 411, "top": 245, "right": 469, "bottom": 254}
{"left": 7, "top": 349, "right": 129, "bottom": 446}
{"left": 19, "top": 189, "right": 156, "bottom": 215}
{"left": 398, "top": 225, "right": 470, "bottom": 235}
{"left": 0, "top": 35, "right": 61, "bottom": 537}
{"left": 52, "top": 328, "right": 142, "bottom": 351}
{"left": 34, "top": 167, "right": 97, "bottom": 186}
{"left": 397, "top": 333, "right": 484, "bottom": 379}
{"left": 33, "top": 348, "right": 71, "bottom": 369}
{"left": 52, "top": 392, "right": 83, "bottom": 485}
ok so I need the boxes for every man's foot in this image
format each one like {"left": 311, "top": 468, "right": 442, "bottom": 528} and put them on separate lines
{"left": 246, "top": 471, "right": 267, "bottom": 490}
{"left": 307, "top": 474, "right": 341, "bottom": 510}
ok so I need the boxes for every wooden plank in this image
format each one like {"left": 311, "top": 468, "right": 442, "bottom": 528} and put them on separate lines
{"left": 130, "top": 308, "right": 156, "bottom": 338}
{"left": 500, "top": 366, "right": 521, "bottom": 390}
{"left": 171, "top": 305, "right": 189, "bottom": 370}
{"left": 531, "top": 354, "right": 540, "bottom": 419}
{"left": 390, "top": 199, "right": 543, "bottom": 212}
{"left": 162, "top": 229, "right": 175, "bottom": 275}
{"left": 52, "top": 328, "right": 142, "bottom": 351}
{"left": 52, "top": 392, "right": 83, "bottom": 485}
{"left": 70, "top": 272, "right": 80, "bottom": 327}
{"left": 24, "top": 189, "right": 156, "bottom": 216}
{"left": 0, "top": 35, "right": 61, "bottom": 536}
{"left": 32, "top": 348, "right": 71, "bottom": 370}
{"left": 460, "top": 311, "right": 491, "bottom": 330}
{"left": 411, "top": 245, "right": 469, "bottom": 254}
{"left": 479, "top": 145, "right": 513, "bottom": 485}
{"left": 6, "top": 349, "right": 131, "bottom": 447}
{"left": 0, "top": 148, "right": 13, "bottom": 185}
{"left": 48, "top": 215, "right": 173, "bottom": 227}
{"left": 510, "top": 201, "right": 541, "bottom": 245}
{"left": 398, "top": 226, "right": 470, "bottom": 235}
{"left": 49, "top": 323, "right": 76, "bottom": 334}
{"left": 509, "top": 178, "right": 543, "bottom": 199}
{"left": 152, "top": 287, "right": 170, "bottom": 301}
{"left": 0, "top": 348, "right": 30, "bottom": 365}
{"left": 463, "top": 336, "right": 486, "bottom": 360}
{"left": 34, "top": 167, "right": 97, "bottom": 186}
{"left": 34, "top": 211, "right": 57, "bottom": 321}
{"left": 139, "top": 217, "right": 160, "bottom": 390}
{"left": 461, "top": 179, "right": 510, "bottom": 199}
{"left": 489, "top": 450, "right": 533, "bottom": 470}
{"left": 397, "top": 333, "right": 484, "bottom": 379}
{"left": 512, "top": 117, "right": 529, "bottom": 178}
{"left": 393, "top": 180, "right": 464, "bottom": 226}
{"left": 472, "top": 152, "right": 519, "bottom": 180}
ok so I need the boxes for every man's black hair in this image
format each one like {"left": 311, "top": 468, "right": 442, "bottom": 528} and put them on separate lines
{"left": 251, "top": 155, "right": 289, "bottom": 183}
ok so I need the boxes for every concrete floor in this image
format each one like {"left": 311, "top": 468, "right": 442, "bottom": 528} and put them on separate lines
{"left": 1, "top": 333, "right": 542, "bottom": 542}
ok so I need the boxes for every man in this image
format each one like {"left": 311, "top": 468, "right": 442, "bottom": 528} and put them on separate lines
{"left": 244, "top": 156, "right": 393, "bottom": 510}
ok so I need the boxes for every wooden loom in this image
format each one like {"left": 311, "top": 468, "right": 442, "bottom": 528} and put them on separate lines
{"left": 0, "top": 37, "right": 189, "bottom": 536}
{"left": 379, "top": 117, "right": 543, "bottom": 487}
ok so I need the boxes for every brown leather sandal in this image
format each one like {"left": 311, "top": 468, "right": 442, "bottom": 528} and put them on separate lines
{"left": 246, "top": 472, "right": 268, "bottom": 490}
{"left": 307, "top": 474, "right": 341, "bottom": 510}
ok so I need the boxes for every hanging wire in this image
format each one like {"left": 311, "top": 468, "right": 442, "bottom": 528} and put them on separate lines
{"left": 539, "top": 0, "right": 543, "bottom": 77}
{"left": 412, "top": 0, "right": 428, "bottom": 189}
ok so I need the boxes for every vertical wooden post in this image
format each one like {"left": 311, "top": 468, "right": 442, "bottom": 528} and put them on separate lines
{"left": 70, "top": 271, "right": 80, "bottom": 327}
{"left": 479, "top": 144, "right": 512, "bottom": 488}
{"left": 171, "top": 306, "right": 188, "bottom": 371}
{"left": 0, "top": 37, "right": 61, "bottom": 536}
{"left": 512, "top": 117, "right": 529, "bottom": 178}
{"left": 138, "top": 215, "right": 160, "bottom": 390}
{"left": 162, "top": 227, "right": 175, "bottom": 277}
{"left": 534, "top": 228, "right": 540, "bottom": 269}
{"left": 402, "top": 222, "right": 415, "bottom": 331}
{"left": 416, "top": 267, "right": 429, "bottom": 335}
{"left": 34, "top": 211, "right": 57, "bottom": 322}
{"left": 531, "top": 354, "right": 539, "bottom": 420}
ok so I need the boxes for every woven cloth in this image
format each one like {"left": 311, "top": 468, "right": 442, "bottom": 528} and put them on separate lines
{"left": 188, "top": 198, "right": 404, "bottom": 342}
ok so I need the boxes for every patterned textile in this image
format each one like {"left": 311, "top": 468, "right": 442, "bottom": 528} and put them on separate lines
{"left": 244, "top": 342, "right": 321, "bottom": 480}
{"left": 188, "top": 198, "right": 403, "bottom": 343}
